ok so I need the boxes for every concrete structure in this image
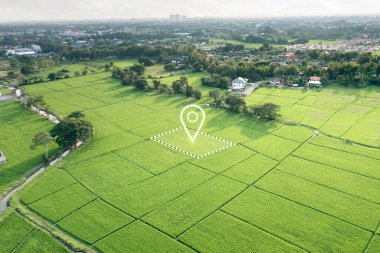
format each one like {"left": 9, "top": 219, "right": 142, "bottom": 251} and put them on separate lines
{"left": 308, "top": 76, "right": 322, "bottom": 87}
{"left": 231, "top": 77, "right": 248, "bottom": 91}
{"left": 6, "top": 48, "right": 36, "bottom": 56}
{"left": 31, "top": 44, "right": 42, "bottom": 53}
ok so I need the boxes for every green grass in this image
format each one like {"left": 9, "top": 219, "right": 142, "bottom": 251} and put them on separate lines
{"left": 20, "top": 168, "right": 76, "bottom": 205}
{"left": 366, "top": 235, "right": 380, "bottom": 253}
{"left": 104, "top": 163, "right": 214, "bottom": 217}
{"left": 277, "top": 156, "right": 380, "bottom": 204}
{"left": 243, "top": 134, "right": 301, "bottom": 161}
{"left": 256, "top": 170, "right": 380, "bottom": 231}
{"left": 0, "top": 87, "right": 12, "bottom": 95}
{"left": 223, "top": 153, "right": 278, "bottom": 184}
{"left": 180, "top": 211, "right": 304, "bottom": 253}
{"left": 58, "top": 199, "right": 134, "bottom": 243}
{"left": 246, "top": 85, "right": 380, "bottom": 146}
{"left": 223, "top": 187, "right": 371, "bottom": 252}
{"left": 13, "top": 229, "right": 68, "bottom": 253}
{"left": 0, "top": 212, "right": 35, "bottom": 252}
{"left": 66, "top": 152, "right": 152, "bottom": 196}
{"left": 95, "top": 221, "right": 193, "bottom": 253}
{"left": 0, "top": 212, "right": 67, "bottom": 253}
{"left": 10, "top": 61, "right": 380, "bottom": 253}
{"left": 293, "top": 144, "right": 380, "bottom": 180}
{"left": 143, "top": 176, "right": 246, "bottom": 236}
{"left": 271, "top": 125, "right": 313, "bottom": 143}
{"left": 29, "top": 184, "right": 96, "bottom": 222}
{"left": 190, "top": 145, "right": 255, "bottom": 173}
{"left": 115, "top": 140, "right": 190, "bottom": 174}
{"left": 310, "top": 135, "right": 380, "bottom": 160}
{"left": 0, "top": 101, "right": 59, "bottom": 195}
{"left": 156, "top": 129, "right": 232, "bottom": 156}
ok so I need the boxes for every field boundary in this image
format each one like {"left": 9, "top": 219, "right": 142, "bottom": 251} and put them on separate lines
{"left": 150, "top": 127, "right": 236, "bottom": 159}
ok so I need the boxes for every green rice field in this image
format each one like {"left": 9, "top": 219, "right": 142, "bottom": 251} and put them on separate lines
{"left": 0, "top": 61, "right": 379, "bottom": 252}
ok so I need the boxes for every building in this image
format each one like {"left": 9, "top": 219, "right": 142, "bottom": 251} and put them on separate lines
{"left": 6, "top": 48, "right": 36, "bottom": 56}
{"left": 31, "top": 44, "right": 42, "bottom": 53}
{"left": 231, "top": 77, "right": 248, "bottom": 91}
{"left": 308, "top": 76, "right": 322, "bottom": 87}
{"left": 6, "top": 44, "right": 42, "bottom": 56}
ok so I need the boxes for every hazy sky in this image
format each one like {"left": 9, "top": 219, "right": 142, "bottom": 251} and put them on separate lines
{"left": 1, "top": 0, "right": 380, "bottom": 22}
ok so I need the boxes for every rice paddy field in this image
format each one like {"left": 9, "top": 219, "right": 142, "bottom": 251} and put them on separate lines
{"left": 0, "top": 211, "right": 68, "bottom": 252}
{"left": 246, "top": 85, "right": 380, "bottom": 147}
{"left": 0, "top": 100, "right": 59, "bottom": 195}
{"left": 0, "top": 62, "right": 379, "bottom": 252}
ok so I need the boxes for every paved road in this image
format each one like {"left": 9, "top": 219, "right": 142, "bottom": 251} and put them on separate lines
{"left": 0, "top": 95, "right": 13, "bottom": 103}
{"left": 0, "top": 166, "right": 47, "bottom": 212}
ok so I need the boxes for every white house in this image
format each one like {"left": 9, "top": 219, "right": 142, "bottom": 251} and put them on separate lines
{"left": 231, "top": 77, "right": 248, "bottom": 91}
{"left": 308, "top": 76, "right": 322, "bottom": 87}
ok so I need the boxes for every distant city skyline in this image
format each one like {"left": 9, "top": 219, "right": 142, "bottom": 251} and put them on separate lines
{"left": 1, "top": 0, "right": 380, "bottom": 22}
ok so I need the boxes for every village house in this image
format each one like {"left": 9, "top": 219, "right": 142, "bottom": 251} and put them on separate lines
{"left": 230, "top": 77, "right": 259, "bottom": 96}
{"left": 231, "top": 77, "right": 248, "bottom": 91}
{"left": 308, "top": 76, "right": 322, "bottom": 88}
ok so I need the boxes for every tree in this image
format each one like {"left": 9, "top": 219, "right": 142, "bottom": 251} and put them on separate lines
{"left": 134, "top": 79, "right": 148, "bottom": 90}
{"left": 185, "top": 85, "right": 194, "bottom": 97}
{"left": 25, "top": 95, "right": 46, "bottom": 109}
{"left": 194, "top": 89, "right": 202, "bottom": 99}
{"left": 250, "top": 103, "right": 280, "bottom": 120}
{"left": 48, "top": 72, "right": 57, "bottom": 81}
{"left": 225, "top": 94, "right": 246, "bottom": 113}
{"left": 31, "top": 132, "right": 54, "bottom": 161}
{"left": 138, "top": 57, "right": 155, "bottom": 66}
{"left": 20, "top": 65, "right": 36, "bottom": 75}
{"left": 153, "top": 80, "right": 161, "bottom": 90}
{"left": 67, "top": 111, "right": 85, "bottom": 119}
{"left": 50, "top": 117, "right": 94, "bottom": 149}
{"left": 130, "top": 64, "right": 146, "bottom": 76}
{"left": 164, "top": 63, "right": 176, "bottom": 72}
{"left": 209, "top": 89, "right": 222, "bottom": 105}
{"left": 74, "top": 71, "right": 81, "bottom": 77}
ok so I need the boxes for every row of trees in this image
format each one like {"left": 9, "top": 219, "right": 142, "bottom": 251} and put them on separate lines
{"left": 31, "top": 111, "right": 94, "bottom": 161}
{"left": 209, "top": 89, "right": 280, "bottom": 120}
{"left": 171, "top": 77, "right": 202, "bottom": 99}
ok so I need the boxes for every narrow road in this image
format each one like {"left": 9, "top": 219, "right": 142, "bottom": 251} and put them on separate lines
{"left": 0, "top": 166, "right": 47, "bottom": 212}
{"left": 0, "top": 95, "right": 13, "bottom": 103}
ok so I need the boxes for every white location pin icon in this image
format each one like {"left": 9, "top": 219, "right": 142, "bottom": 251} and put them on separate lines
{"left": 180, "top": 104, "right": 206, "bottom": 143}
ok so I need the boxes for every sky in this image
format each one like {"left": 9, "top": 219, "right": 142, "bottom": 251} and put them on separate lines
{"left": 1, "top": 0, "right": 380, "bottom": 22}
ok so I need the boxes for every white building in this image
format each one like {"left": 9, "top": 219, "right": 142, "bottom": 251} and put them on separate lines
{"left": 6, "top": 44, "right": 42, "bottom": 56}
{"left": 31, "top": 44, "right": 42, "bottom": 53}
{"left": 231, "top": 77, "right": 248, "bottom": 91}
{"left": 6, "top": 48, "right": 36, "bottom": 56}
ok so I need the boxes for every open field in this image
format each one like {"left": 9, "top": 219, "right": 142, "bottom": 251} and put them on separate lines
{"left": 0, "top": 60, "right": 378, "bottom": 252}
{"left": 246, "top": 85, "right": 380, "bottom": 146}
{"left": 0, "top": 100, "right": 59, "bottom": 195}
{"left": 0, "top": 211, "right": 68, "bottom": 252}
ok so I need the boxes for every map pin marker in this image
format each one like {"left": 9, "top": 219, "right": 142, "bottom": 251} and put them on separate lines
{"left": 180, "top": 104, "right": 206, "bottom": 143}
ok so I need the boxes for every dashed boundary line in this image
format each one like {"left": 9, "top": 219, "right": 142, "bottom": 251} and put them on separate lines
{"left": 150, "top": 127, "right": 236, "bottom": 159}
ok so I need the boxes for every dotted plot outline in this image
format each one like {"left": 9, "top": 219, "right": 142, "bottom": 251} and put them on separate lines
{"left": 150, "top": 127, "right": 236, "bottom": 159}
